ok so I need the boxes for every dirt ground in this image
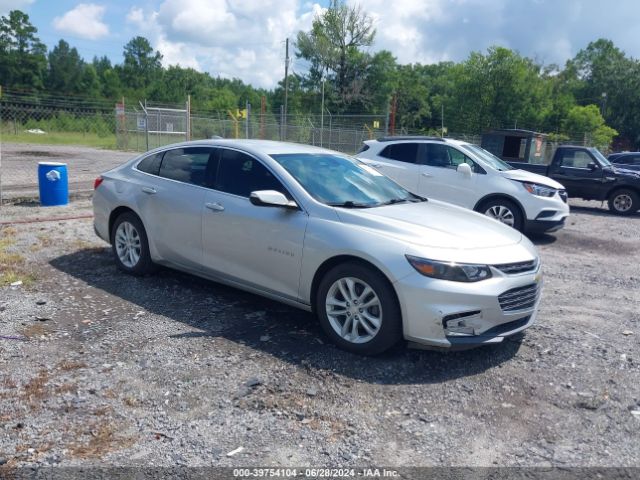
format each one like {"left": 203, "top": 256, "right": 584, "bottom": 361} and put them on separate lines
{"left": 0, "top": 198, "right": 639, "bottom": 471}
{"left": 0, "top": 143, "right": 133, "bottom": 199}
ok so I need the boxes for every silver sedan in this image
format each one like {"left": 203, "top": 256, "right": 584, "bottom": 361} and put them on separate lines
{"left": 93, "top": 140, "right": 542, "bottom": 354}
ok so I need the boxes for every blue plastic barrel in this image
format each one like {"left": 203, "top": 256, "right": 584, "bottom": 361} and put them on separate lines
{"left": 38, "top": 162, "right": 68, "bottom": 206}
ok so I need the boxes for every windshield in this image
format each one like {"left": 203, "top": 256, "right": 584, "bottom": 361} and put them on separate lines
{"left": 589, "top": 147, "right": 612, "bottom": 167}
{"left": 460, "top": 144, "right": 515, "bottom": 171}
{"left": 270, "top": 153, "right": 418, "bottom": 207}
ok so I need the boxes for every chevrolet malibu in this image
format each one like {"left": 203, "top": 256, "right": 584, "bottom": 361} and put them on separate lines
{"left": 93, "top": 140, "right": 543, "bottom": 355}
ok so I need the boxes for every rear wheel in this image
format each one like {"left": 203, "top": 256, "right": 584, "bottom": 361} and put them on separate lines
{"left": 110, "top": 212, "right": 155, "bottom": 275}
{"left": 480, "top": 198, "right": 524, "bottom": 231}
{"left": 316, "top": 262, "right": 402, "bottom": 355}
{"left": 608, "top": 189, "right": 639, "bottom": 215}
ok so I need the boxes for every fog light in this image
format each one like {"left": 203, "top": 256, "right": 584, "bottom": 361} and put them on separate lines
{"left": 443, "top": 310, "right": 481, "bottom": 336}
{"left": 444, "top": 320, "right": 475, "bottom": 336}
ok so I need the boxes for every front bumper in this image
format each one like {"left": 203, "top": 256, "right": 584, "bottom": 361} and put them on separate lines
{"left": 522, "top": 192, "right": 570, "bottom": 233}
{"left": 395, "top": 266, "right": 542, "bottom": 349}
{"left": 525, "top": 217, "right": 566, "bottom": 234}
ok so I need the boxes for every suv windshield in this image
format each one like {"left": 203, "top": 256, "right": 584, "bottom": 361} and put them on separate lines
{"left": 460, "top": 144, "right": 514, "bottom": 171}
{"left": 589, "top": 147, "right": 612, "bottom": 167}
{"left": 271, "top": 153, "right": 418, "bottom": 207}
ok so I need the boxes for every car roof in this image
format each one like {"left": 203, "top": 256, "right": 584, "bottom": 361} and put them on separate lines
{"left": 610, "top": 151, "right": 639, "bottom": 157}
{"left": 364, "top": 137, "right": 469, "bottom": 147}
{"left": 148, "top": 139, "right": 340, "bottom": 156}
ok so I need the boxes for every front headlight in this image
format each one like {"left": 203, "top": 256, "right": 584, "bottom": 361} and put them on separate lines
{"left": 522, "top": 182, "right": 556, "bottom": 197}
{"left": 405, "top": 255, "right": 492, "bottom": 282}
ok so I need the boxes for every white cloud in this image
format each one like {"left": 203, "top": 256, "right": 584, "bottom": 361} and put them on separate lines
{"left": 0, "top": 0, "right": 34, "bottom": 15}
{"left": 53, "top": 3, "right": 109, "bottom": 41}
{"left": 355, "top": 0, "right": 640, "bottom": 67}
{"left": 124, "top": 0, "right": 322, "bottom": 87}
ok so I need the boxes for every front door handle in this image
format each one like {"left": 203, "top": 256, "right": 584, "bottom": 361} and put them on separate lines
{"left": 370, "top": 163, "right": 382, "bottom": 168}
{"left": 205, "top": 202, "right": 225, "bottom": 212}
{"left": 141, "top": 186, "right": 157, "bottom": 194}
{"left": 421, "top": 172, "right": 433, "bottom": 178}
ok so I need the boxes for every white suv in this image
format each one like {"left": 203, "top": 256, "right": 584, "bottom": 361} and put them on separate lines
{"left": 357, "top": 136, "right": 570, "bottom": 233}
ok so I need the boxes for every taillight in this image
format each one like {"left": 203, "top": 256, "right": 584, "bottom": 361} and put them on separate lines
{"left": 94, "top": 177, "right": 104, "bottom": 189}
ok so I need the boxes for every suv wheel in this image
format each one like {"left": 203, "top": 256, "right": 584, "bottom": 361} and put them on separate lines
{"left": 316, "top": 262, "right": 402, "bottom": 355}
{"left": 608, "top": 189, "right": 638, "bottom": 215}
{"left": 480, "top": 198, "right": 524, "bottom": 231}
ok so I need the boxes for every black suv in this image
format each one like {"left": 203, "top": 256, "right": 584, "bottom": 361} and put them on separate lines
{"left": 608, "top": 152, "right": 640, "bottom": 172}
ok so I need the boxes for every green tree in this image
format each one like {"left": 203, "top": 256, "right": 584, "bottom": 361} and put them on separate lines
{"left": 101, "top": 68, "right": 122, "bottom": 98}
{"left": 567, "top": 39, "right": 640, "bottom": 146}
{"left": 121, "top": 36, "right": 163, "bottom": 91}
{"left": 296, "top": 0, "right": 375, "bottom": 111}
{"left": 0, "top": 10, "right": 47, "bottom": 89}
{"left": 563, "top": 104, "right": 618, "bottom": 148}
{"left": 447, "top": 47, "right": 552, "bottom": 133}
{"left": 80, "top": 64, "right": 101, "bottom": 98}
{"left": 92, "top": 55, "right": 112, "bottom": 78}
{"left": 394, "top": 64, "right": 432, "bottom": 131}
{"left": 46, "top": 39, "right": 84, "bottom": 94}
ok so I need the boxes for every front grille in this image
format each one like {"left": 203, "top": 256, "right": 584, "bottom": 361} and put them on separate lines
{"left": 498, "top": 284, "right": 539, "bottom": 312}
{"left": 559, "top": 190, "right": 568, "bottom": 203}
{"left": 494, "top": 259, "right": 538, "bottom": 275}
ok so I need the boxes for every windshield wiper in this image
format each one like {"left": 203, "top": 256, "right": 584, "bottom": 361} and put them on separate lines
{"left": 326, "top": 201, "right": 373, "bottom": 208}
{"left": 378, "top": 197, "right": 410, "bottom": 206}
{"left": 409, "top": 193, "right": 428, "bottom": 202}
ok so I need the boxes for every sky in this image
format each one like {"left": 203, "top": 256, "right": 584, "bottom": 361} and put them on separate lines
{"left": 1, "top": 0, "right": 639, "bottom": 89}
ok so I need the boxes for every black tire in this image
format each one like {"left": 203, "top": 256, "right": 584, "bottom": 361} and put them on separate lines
{"left": 315, "top": 262, "right": 402, "bottom": 355}
{"left": 110, "top": 211, "right": 156, "bottom": 276}
{"left": 478, "top": 198, "right": 524, "bottom": 231}
{"left": 607, "top": 188, "right": 639, "bottom": 216}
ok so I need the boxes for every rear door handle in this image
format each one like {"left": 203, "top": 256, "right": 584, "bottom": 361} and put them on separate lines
{"left": 205, "top": 202, "right": 225, "bottom": 212}
{"left": 141, "top": 186, "right": 157, "bottom": 194}
{"left": 421, "top": 172, "right": 433, "bottom": 178}
{"left": 370, "top": 163, "right": 382, "bottom": 168}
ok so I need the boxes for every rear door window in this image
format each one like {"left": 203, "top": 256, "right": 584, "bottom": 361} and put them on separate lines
{"left": 380, "top": 143, "right": 419, "bottom": 163}
{"left": 136, "top": 152, "right": 164, "bottom": 176}
{"left": 215, "top": 149, "right": 288, "bottom": 198}
{"left": 158, "top": 147, "right": 217, "bottom": 187}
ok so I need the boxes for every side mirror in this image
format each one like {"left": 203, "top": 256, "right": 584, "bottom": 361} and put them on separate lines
{"left": 587, "top": 162, "right": 598, "bottom": 171}
{"left": 250, "top": 190, "right": 297, "bottom": 209}
{"left": 457, "top": 162, "right": 473, "bottom": 177}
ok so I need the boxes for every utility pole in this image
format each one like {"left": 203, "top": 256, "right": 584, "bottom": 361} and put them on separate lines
{"left": 283, "top": 38, "right": 290, "bottom": 140}
{"left": 441, "top": 103, "right": 444, "bottom": 138}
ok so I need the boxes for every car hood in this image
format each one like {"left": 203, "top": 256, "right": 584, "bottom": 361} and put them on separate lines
{"left": 501, "top": 169, "right": 565, "bottom": 189}
{"left": 334, "top": 200, "right": 523, "bottom": 250}
{"left": 611, "top": 165, "right": 640, "bottom": 176}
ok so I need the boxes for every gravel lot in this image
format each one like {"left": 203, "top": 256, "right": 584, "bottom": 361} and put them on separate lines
{"left": 0, "top": 198, "right": 639, "bottom": 471}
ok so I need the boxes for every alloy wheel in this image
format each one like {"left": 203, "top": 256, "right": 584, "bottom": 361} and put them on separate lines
{"left": 115, "top": 221, "right": 142, "bottom": 268}
{"left": 485, "top": 205, "right": 515, "bottom": 227}
{"left": 325, "top": 277, "right": 382, "bottom": 344}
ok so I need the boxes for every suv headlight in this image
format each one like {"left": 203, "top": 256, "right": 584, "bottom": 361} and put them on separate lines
{"left": 406, "top": 255, "right": 492, "bottom": 282}
{"left": 522, "top": 182, "right": 556, "bottom": 197}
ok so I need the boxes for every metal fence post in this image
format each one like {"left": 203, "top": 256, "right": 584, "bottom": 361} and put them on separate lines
{"left": 245, "top": 101, "right": 251, "bottom": 139}
{"left": 0, "top": 102, "right": 3, "bottom": 206}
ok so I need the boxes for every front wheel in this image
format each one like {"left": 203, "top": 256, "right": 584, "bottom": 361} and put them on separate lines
{"left": 608, "top": 189, "right": 639, "bottom": 215}
{"left": 480, "top": 198, "right": 524, "bottom": 231}
{"left": 316, "top": 262, "right": 402, "bottom": 355}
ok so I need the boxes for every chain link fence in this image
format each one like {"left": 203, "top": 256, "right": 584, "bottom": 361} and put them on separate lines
{"left": 0, "top": 94, "right": 604, "bottom": 204}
